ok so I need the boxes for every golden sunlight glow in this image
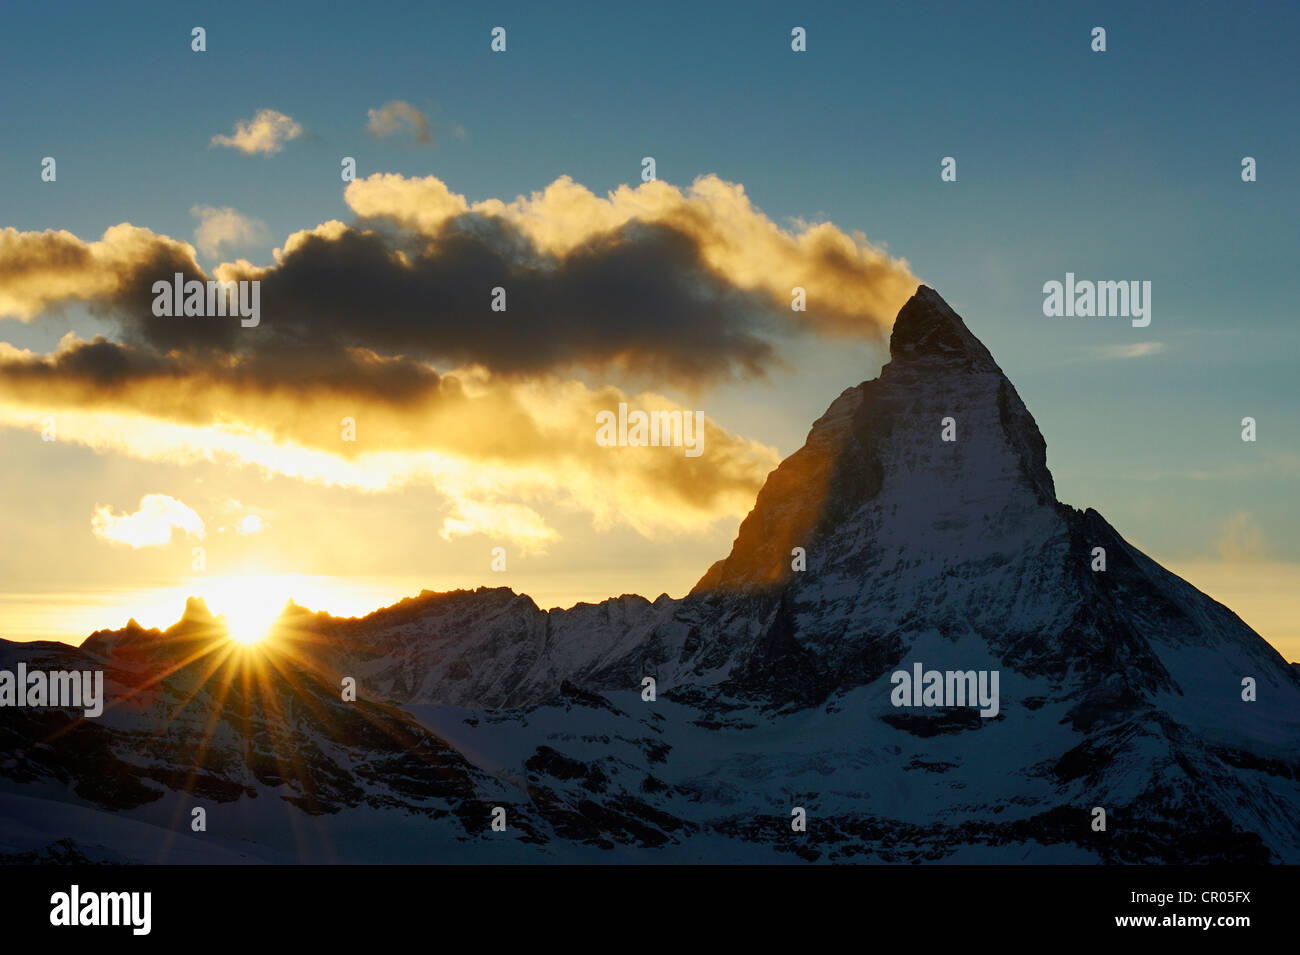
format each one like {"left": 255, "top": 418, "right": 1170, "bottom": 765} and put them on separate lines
{"left": 1167, "top": 561, "right": 1300, "bottom": 664}
{"left": 202, "top": 575, "right": 292, "bottom": 645}
{"left": 108, "top": 573, "right": 427, "bottom": 640}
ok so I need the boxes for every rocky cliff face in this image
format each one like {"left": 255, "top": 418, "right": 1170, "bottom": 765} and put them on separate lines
{"left": 4, "top": 286, "right": 1298, "bottom": 863}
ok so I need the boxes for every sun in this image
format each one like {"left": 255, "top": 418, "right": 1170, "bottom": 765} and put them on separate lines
{"left": 228, "top": 620, "right": 271, "bottom": 645}
{"left": 200, "top": 574, "right": 290, "bottom": 646}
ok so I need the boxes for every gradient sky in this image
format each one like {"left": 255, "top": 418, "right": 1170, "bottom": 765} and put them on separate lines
{"left": 0, "top": 0, "right": 1296, "bottom": 657}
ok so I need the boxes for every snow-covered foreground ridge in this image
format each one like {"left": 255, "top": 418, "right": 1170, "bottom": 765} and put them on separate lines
{"left": 3, "top": 286, "right": 1298, "bottom": 863}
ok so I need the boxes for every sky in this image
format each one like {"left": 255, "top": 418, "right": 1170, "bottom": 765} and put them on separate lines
{"left": 0, "top": 0, "right": 1296, "bottom": 658}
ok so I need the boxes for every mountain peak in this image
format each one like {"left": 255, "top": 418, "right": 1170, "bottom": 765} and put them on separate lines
{"left": 694, "top": 286, "right": 1054, "bottom": 595}
{"left": 181, "top": 596, "right": 215, "bottom": 623}
{"left": 889, "top": 285, "right": 998, "bottom": 371}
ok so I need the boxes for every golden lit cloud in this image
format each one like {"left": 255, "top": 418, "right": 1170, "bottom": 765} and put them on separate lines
{"left": 0, "top": 172, "right": 915, "bottom": 386}
{"left": 191, "top": 205, "right": 268, "bottom": 258}
{"left": 0, "top": 224, "right": 198, "bottom": 320}
{"left": 91, "top": 493, "right": 206, "bottom": 548}
{"left": 0, "top": 340, "right": 779, "bottom": 546}
{"left": 210, "top": 108, "right": 303, "bottom": 155}
{"left": 236, "top": 514, "right": 265, "bottom": 536}
{"left": 344, "top": 172, "right": 918, "bottom": 335}
{"left": 439, "top": 500, "right": 557, "bottom": 553}
{"left": 342, "top": 175, "right": 468, "bottom": 234}
{"left": 0, "top": 171, "right": 909, "bottom": 553}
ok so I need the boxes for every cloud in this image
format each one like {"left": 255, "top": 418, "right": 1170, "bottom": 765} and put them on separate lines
{"left": 1214, "top": 511, "right": 1274, "bottom": 563}
{"left": 210, "top": 109, "right": 303, "bottom": 155}
{"left": 216, "top": 499, "right": 265, "bottom": 536}
{"left": 91, "top": 494, "right": 206, "bottom": 548}
{"left": 440, "top": 500, "right": 556, "bottom": 554}
{"left": 191, "top": 205, "right": 268, "bottom": 258}
{"left": 0, "top": 171, "right": 914, "bottom": 546}
{"left": 0, "top": 173, "right": 916, "bottom": 384}
{"left": 344, "top": 173, "right": 917, "bottom": 339}
{"left": 0, "top": 336, "right": 779, "bottom": 542}
{"left": 236, "top": 514, "right": 264, "bottom": 535}
{"left": 209, "top": 172, "right": 915, "bottom": 384}
{"left": 365, "top": 101, "right": 432, "bottom": 144}
{"left": 0, "top": 224, "right": 198, "bottom": 321}
{"left": 1087, "top": 342, "right": 1167, "bottom": 360}
{"left": 217, "top": 217, "right": 782, "bottom": 384}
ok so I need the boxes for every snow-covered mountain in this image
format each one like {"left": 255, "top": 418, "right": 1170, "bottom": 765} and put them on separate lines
{"left": 3, "top": 286, "right": 1298, "bottom": 863}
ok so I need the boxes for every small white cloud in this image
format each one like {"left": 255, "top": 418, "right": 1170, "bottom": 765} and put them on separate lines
{"left": 236, "top": 513, "right": 264, "bottom": 536}
{"left": 92, "top": 494, "right": 205, "bottom": 549}
{"left": 190, "top": 205, "right": 268, "bottom": 258}
{"left": 366, "top": 101, "right": 432, "bottom": 144}
{"left": 211, "top": 109, "right": 303, "bottom": 155}
{"left": 1088, "top": 342, "right": 1167, "bottom": 360}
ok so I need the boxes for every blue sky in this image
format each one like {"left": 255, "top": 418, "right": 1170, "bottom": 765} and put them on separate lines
{"left": 0, "top": 0, "right": 1296, "bottom": 651}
